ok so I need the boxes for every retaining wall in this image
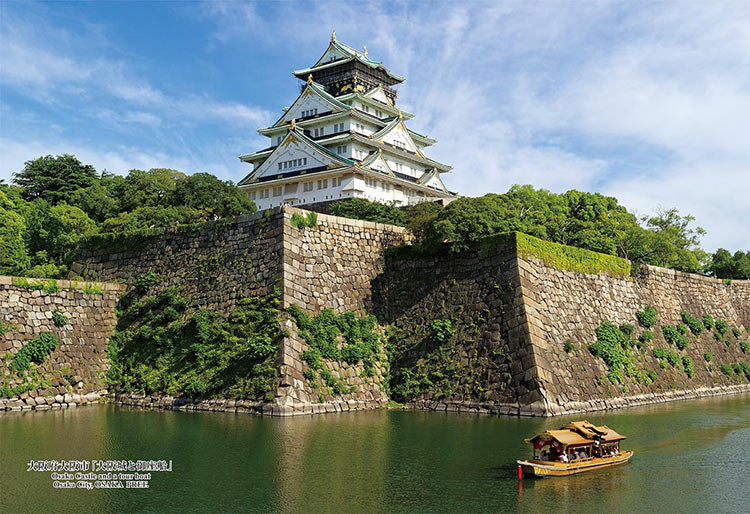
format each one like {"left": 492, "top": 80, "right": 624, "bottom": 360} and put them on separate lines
{"left": 0, "top": 277, "right": 124, "bottom": 411}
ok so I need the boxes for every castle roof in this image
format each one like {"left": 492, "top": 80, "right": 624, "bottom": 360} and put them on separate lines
{"left": 293, "top": 35, "right": 405, "bottom": 84}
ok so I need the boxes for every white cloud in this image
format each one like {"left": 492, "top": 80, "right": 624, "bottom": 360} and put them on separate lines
{"left": 3, "top": 1, "right": 749, "bottom": 252}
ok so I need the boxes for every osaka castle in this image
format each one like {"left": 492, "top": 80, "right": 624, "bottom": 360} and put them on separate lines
{"left": 237, "top": 32, "right": 455, "bottom": 210}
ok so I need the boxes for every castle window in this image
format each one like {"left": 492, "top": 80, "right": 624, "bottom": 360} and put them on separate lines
{"left": 273, "top": 187, "right": 282, "bottom": 197}
{"left": 317, "top": 179, "right": 328, "bottom": 190}
{"left": 277, "top": 136, "right": 282, "bottom": 145}
{"left": 332, "top": 177, "right": 342, "bottom": 187}
{"left": 260, "top": 189, "right": 269, "bottom": 199}
{"left": 249, "top": 191, "right": 257, "bottom": 200}
{"left": 303, "top": 182, "right": 313, "bottom": 192}
{"left": 336, "top": 145, "right": 347, "bottom": 155}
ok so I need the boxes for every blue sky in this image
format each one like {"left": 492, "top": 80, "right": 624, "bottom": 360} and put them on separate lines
{"left": 1, "top": 1, "right": 749, "bottom": 251}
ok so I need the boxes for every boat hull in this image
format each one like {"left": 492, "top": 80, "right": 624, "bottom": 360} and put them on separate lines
{"left": 516, "top": 451, "right": 633, "bottom": 477}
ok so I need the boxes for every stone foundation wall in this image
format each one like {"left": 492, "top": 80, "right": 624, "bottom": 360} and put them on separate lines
{"left": 273, "top": 208, "right": 411, "bottom": 415}
{"left": 372, "top": 242, "right": 536, "bottom": 413}
{"left": 520, "top": 258, "right": 750, "bottom": 415}
{"left": 281, "top": 207, "right": 412, "bottom": 312}
{"left": 373, "top": 233, "right": 750, "bottom": 416}
{"left": 75, "top": 209, "right": 285, "bottom": 313}
{"left": 0, "top": 276, "right": 124, "bottom": 412}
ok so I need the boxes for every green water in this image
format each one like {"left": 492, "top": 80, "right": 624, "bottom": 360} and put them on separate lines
{"left": 2, "top": 395, "right": 749, "bottom": 513}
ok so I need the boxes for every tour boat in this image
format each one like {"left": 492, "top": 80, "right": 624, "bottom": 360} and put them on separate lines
{"left": 516, "top": 420, "right": 633, "bottom": 477}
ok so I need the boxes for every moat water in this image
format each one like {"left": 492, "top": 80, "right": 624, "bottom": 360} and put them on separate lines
{"left": 2, "top": 394, "right": 749, "bottom": 513}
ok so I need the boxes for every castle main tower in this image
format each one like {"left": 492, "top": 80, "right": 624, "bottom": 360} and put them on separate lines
{"left": 238, "top": 32, "right": 455, "bottom": 210}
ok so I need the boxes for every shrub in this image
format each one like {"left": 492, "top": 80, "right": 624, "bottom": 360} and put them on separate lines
{"left": 682, "top": 356, "right": 694, "bottom": 378}
{"left": 716, "top": 320, "right": 729, "bottom": 335}
{"left": 676, "top": 324, "right": 688, "bottom": 336}
{"left": 10, "top": 332, "right": 59, "bottom": 374}
{"left": 704, "top": 352, "right": 713, "bottom": 362}
{"left": 589, "top": 321, "right": 635, "bottom": 384}
{"left": 738, "top": 362, "right": 750, "bottom": 381}
{"left": 662, "top": 326, "right": 689, "bottom": 350}
{"left": 741, "top": 341, "right": 749, "bottom": 354}
{"left": 636, "top": 306, "right": 658, "bottom": 328}
{"left": 134, "top": 271, "right": 158, "bottom": 293}
{"left": 619, "top": 323, "right": 635, "bottom": 337}
{"left": 430, "top": 319, "right": 455, "bottom": 345}
{"left": 666, "top": 351, "right": 679, "bottom": 367}
{"left": 330, "top": 198, "right": 407, "bottom": 226}
{"left": 564, "top": 340, "right": 574, "bottom": 353}
{"left": 720, "top": 364, "right": 734, "bottom": 377}
{"left": 51, "top": 309, "right": 68, "bottom": 328}
{"left": 732, "top": 327, "right": 742, "bottom": 339}
{"left": 680, "top": 312, "right": 703, "bottom": 336}
{"left": 290, "top": 211, "right": 318, "bottom": 230}
{"left": 81, "top": 283, "right": 104, "bottom": 295}
{"left": 12, "top": 277, "right": 60, "bottom": 293}
{"left": 653, "top": 348, "right": 668, "bottom": 359}
{"left": 0, "top": 321, "right": 17, "bottom": 336}
{"left": 713, "top": 332, "right": 721, "bottom": 342}
{"left": 702, "top": 314, "right": 715, "bottom": 330}
{"left": 639, "top": 329, "right": 654, "bottom": 344}
{"left": 646, "top": 369, "right": 658, "bottom": 382}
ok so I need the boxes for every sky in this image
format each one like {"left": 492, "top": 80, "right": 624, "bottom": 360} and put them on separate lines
{"left": 1, "top": 1, "right": 748, "bottom": 252}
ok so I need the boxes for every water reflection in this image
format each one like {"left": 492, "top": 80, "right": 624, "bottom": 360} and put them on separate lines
{"left": 1, "top": 394, "right": 749, "bottom": 513}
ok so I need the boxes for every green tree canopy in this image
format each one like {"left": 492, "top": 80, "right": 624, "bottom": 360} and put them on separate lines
{"left": 167, "top": 172, "right": 255, "bottom": 218}
{"left": 13, "top": 154, "right": 98, "bottom": 204}
{"left": 24, "top": 200, "right": 96, "bottom": 274}
{"left": 709, "top": 249, "right": 750, "bottom": 279}
{"left": 330, "top": 198, "right": 408, "bottom": 226}
{"left": 0, "top": 190, "right": 30, "bottom": 274}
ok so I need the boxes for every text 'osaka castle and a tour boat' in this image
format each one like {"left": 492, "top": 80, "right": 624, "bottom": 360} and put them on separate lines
{"left": 517, "top": 420, "right": 633, "bottom": 477}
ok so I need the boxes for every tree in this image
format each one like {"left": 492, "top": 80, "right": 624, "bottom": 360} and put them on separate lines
{"left": 0, "top": 190, "right": 30, "bottom": 274}
{"left": 330, "top": 198, "right": 408, "bottom": 226}
{"left": 120, "top": 168, "right": 185, "bottom": 211}
{"left": 642, "top": 208, "right": 706, "bottom": 272}
{"left": 69, "top": 172, "right": 126, "bottom": 222}
{"left": 167, "top": 172, "right": 255, "bottom": 218}
{"left": 101, "top": 205, "right": 204, "bottom": 233}
{"left": 13, "top": 154, "right": 98, "bottom": 204}
{"left": 24, "top": 200, "right": 96, "bottom": 274}
{"left": 709, "top": 249, "right": 750, "bottom": 279}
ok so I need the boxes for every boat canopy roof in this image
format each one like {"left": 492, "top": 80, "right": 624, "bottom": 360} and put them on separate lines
{"left": 526, "top": 420, "right": 626, "bottom": 447}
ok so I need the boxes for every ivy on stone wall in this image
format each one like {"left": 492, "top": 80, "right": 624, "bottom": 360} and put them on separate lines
{"left": 0, "top": 321, "right": 17, "bottom": 336}
{"left": 9, "top": 332, "right": 59, "bottom": 375}
{"left": 287, "top": 304, "right": 383, "bottom": 398}
{"left": 589, "top": 321, "right": 648, "bottom": 384}
{"left": 106, "top": 288, "right": 285, "bottom": 400}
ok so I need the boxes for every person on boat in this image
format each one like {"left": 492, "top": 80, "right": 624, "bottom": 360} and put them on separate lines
{"left": 560, "top": 452, "right": 568, "bottom": 463}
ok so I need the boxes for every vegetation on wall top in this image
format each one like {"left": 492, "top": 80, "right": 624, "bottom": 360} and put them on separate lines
{"left": 1, "top": 154, "right": 255, "bottom": 278}
{"left": 515, "top": 232, "right": 632, "bottom": 279}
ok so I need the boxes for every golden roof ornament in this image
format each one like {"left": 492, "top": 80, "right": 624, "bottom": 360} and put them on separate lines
{"left": 307, "top": 74, "right": 313, "bottom": 84}
{"left": 289, "top": 118, "right": 296, "bottom": 130}
{"left": 331, "top": 30, "right": 336, "bottom": 42}
{"left": 363, "top": 46, "right": 368, "bottom": 56}
{"left": 397, "top": 109, "right": 403, "bottom": 120}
